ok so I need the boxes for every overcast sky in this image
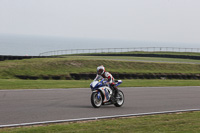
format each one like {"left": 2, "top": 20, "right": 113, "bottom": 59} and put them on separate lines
{"left": 0, "top": 0, "right": 200, "bottom": 45}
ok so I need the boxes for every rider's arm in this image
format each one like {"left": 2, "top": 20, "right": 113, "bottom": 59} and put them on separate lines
{"left": 107, "top": 76, "right": 111, "bottom": 83}
{"left": 105, "top": 72, "right": 113, "bottom": 84}
{"left": 94, "top": 75, "right": 103, "bottom": 81}
{"left": 94, "top": 74, "right": 98, "bottom": 81}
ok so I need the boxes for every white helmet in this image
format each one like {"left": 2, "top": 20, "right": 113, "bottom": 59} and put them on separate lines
{"left": 97, "top": 65, "right": 105, "bottom": 75}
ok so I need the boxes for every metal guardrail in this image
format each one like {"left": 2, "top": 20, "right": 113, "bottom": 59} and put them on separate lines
{"left": 39, "top": 47, "right": 200, "bottom": 56}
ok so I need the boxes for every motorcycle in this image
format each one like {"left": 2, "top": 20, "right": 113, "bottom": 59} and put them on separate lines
{"left": 90, "top": 78, "right": 124, "bottom": 108}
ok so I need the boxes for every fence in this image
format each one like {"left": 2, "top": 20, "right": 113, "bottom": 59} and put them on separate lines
{"left": 39, "top": 47, "right": 200, "bottom": 56}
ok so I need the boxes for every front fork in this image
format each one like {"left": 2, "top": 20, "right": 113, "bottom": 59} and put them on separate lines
{"left": 93, "top": 90, "right": 101, "bottom": 100}
{"left": 97, "top": 91, "right": 101, "bottom": 99}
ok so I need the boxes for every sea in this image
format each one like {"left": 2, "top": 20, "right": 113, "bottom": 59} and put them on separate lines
{"left": 0, "top": 34, "right": 198, "bottom": 56}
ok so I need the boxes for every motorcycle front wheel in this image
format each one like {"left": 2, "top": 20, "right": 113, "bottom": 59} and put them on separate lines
{"left": 91, "top": 92, "right": 103, "bottom": 108}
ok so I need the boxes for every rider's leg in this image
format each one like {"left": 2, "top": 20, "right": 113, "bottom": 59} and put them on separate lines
{"left": 111, "top": 83, "right": 119, "bottom": 98}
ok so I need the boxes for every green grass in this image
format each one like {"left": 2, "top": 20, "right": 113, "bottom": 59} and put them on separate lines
{"left": 1, "top": 111, "right": 200, "bottom": 133}
{"left": 0, "top": 79, "right": 90, "bottom": 89}
{"left": 1, "top": 79, "right": 200, "bottom": 89}
{"left": 1, "top": 56, "right": 200, "bottom": 79}
{"left": 119, "top": 51, "right": 200, "bottom": 56}
{"left": 72, "top": 51, "right": 200, "bottom": 56}
{"left": 67, "top": 56, "right": 200, "bottom": 64}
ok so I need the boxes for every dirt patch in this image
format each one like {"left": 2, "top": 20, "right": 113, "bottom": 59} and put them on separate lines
{"left": 70, "top": 62, "right": 83, "bottom": 67}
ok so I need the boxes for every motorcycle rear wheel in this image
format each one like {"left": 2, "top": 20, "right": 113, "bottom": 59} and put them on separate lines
{"left": 114, "top": 90, "right": 124, "bottom": 107}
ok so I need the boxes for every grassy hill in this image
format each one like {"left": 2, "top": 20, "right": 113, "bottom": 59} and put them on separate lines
{"left": 1, "top": 56, "right": 200, "bottom": 79}
{"left": 68, "top": 51, "right": 200, "bottom": 56}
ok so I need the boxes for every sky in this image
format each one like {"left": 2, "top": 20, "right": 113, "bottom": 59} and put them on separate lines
{"left": 0, "top": 0, "right": 200, "bottom": 45}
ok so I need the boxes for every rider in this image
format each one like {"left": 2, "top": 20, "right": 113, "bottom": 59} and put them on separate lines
{"left": 95, "top": 65, "right": 119, "bottom": 99}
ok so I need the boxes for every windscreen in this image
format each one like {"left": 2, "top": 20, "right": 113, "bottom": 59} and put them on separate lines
{"left": 94, "top": 75, "right": 103, "bottom": 81}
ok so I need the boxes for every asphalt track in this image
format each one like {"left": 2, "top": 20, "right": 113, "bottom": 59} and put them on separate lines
{"left": 0, "top": 86, "right": 200, "bottom": 127}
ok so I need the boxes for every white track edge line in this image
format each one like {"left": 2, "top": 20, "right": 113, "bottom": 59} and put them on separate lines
{"left": 0, "top": 109, "right": 200, "bottom": 128}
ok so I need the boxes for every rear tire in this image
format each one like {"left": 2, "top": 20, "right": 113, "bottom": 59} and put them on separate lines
{"left": 114, "top": 90, "right": 124, "bottom": 107}
{"left": 91, "top": 92, "right": 103, "bottom": 108}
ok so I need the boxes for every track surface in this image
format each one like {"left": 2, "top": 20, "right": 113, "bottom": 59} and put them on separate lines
{"left": 0, "top": 86, "right": 200, "bottom": 126}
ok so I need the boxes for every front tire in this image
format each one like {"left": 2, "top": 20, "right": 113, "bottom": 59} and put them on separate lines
{"left": 114, "top": 90, "right": 124, "bottom": 107}
{"left": 91, "top": 92, "right": 103, "bottom": 108}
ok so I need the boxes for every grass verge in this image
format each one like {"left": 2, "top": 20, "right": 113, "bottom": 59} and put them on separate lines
{"left": 1, "top": 79, "right": 200, "bottom": 89}
{"left": 1, "top": 111, "right": 200, "bottom": 133}
{"left": 71, "top": 51, "right": 200, "bottom": 56}
{"left": 1, "top": 57, "right": 200, "bottom": 79}
{"left": 62, "top": 56, "right": 200, "bottom": 64}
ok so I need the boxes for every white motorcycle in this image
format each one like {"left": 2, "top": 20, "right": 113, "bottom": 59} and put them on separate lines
{"left": 90, "top": 78, "right": 124, "bottom": 108}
